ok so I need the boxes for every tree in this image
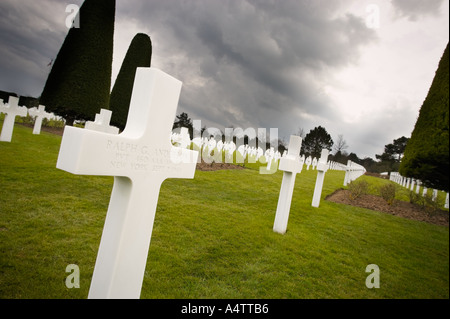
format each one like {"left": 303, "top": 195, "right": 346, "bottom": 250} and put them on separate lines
{"left": 296, "top": 127, "right": 306, "bottom": 139}
{"left": 109, "top": 33, "right": 152, "bottom": 130}
{"left": 333, "top": 134, "right": 348, "bottom": 154}
{"left": 40, "top": 0, "right": 116, "bottom": 125}
{"left": 331, "top": 150, "right": 348, "bottom": 164}
{"left": 392, "top": 136, "right": 409, "bottom": 161}
{"left": 301, "top": 126, "right": 334, "bottom": 158}
{"left": 376, "top": 136, "right": 409, "bottom": 163}
{"left": 173, "top": 112, "right": 194, "bottom": 138}
{"left": 400, "top": 43, "right": 449, "bottom": 192}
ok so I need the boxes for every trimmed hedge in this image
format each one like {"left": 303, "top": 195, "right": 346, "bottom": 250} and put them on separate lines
{"left": 109, "top": 33, "right": 152, "bottom": 130}
{"left": 39, "top": 0, "right": 116, "bottom": 125}
{"left": 400, "top": 43, "right": 449, "bottom": 192}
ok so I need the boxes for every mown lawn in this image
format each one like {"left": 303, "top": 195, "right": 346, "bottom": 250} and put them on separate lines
{"left": 0, "top": 124, "right": 448, "bottom": 299}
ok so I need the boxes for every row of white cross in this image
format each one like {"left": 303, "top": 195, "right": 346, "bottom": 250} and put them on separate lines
{"left": 171, "top": 130, "right": 356, "bottom": 176}
{"left": 390, "top": 172, "right": 449, "bottom": 208}
{"left": 272, "top": 139, "right": 367, "bottom": 234}
{"left": 0, "top": 96, "right": 52, "bottom": 142}
{"left": 53, "top": 67, "right": 366, "bottom": 299}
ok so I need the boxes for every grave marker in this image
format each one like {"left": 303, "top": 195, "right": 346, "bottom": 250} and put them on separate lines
{"left": 311, "top": 149, "right": 329, "bottom": 208}
{"left": 273, "top": 135, "right": 302, "bottom": 234}
{"left": 85, "top": 109, "right": 119, "bottom": 134}
{"left": 57, "top": 68, "right": 198, "bottom": 299}
{"left": 445, "top": 193, "right": 449, "bottom": 209}
{"left": 0, "top": 96, "right": 28, "bottom": 142}
{"left": 305, "top": 156, "right": 312, "bottom": 170}
{"left": 312, "top": 157, "right": 318, "bottom": 170}
{"left": 28, "top": 105, "right": 53, "bottom": 135}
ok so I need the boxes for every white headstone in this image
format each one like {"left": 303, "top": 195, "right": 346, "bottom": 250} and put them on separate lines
{"left": 415, "top": 180, "right": 421, "bottom": 194}
{"left": 410, "top": 179, "right": 416, "bottom": 191}
{"left": 85, "top": 109, "right": 119, "bottom": 135}
{"left": 343, "top": 160, "right": 352, "bottom": 186}
{"left": 273, "top": 135, "right": 303, "bottom": 234}
{"left": 445, "top": 193, "right": 449, "bottom": 209}
{"left": 172, "top": 127, "right": 191, "bottom": 149}
{"left": 0, "top": 96, "right": 28, "bottom": 142}
{"left": 305, "top": 156, "right": 312, "bottom": 170}
{"left": 56, "top": 67, "right": 198, "bottom": 299}
{"left": 432, "top": 189, "right": 438, "bottom": 202}
{"left": 216, "top": 140, "right": 224, "bottom": 151}
{"left": 265, "top": 147, "right": 275, "bottom": 171}
{"left": 312, "top": 157, "right": 318, "bottom": 170}
{"left": 28, "top": 105, "right": 53, "bottom": 135}
{"left": 311, "top": 149, "right": 329, "bottom": 208}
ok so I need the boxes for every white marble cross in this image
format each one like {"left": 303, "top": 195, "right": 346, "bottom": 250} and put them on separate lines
{"left": 305, "top": 156, "right": 312, "bottom": 170}
{"left": 445, "top": 193, "right": 449, "bottom": 209}
{"left": 0, "top": 96, "right": 28, "bottom": 142}
{"left": 311, "top": 149, "right": 329, "bottom": 208}
{"left": 28, "top": 105, "right": 52, "bottom": 135}
{"left": 56, "top": 67, "right": 198, "bottom": 299}
{"left": 179, "top": 127, "right": 191, "bottom": 149}
{"left": 273, "top": 135, "right": 303, "bottom": 234}
{"left": 312, "top": 157, "right": 318, "bottom": 170}
{"left": 85, "top": 108, "right": 119, "bottom": 134}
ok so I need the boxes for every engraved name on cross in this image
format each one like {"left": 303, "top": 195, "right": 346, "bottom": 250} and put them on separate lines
{"left": 56, "top": 68, "right": 198, "bottom": 299}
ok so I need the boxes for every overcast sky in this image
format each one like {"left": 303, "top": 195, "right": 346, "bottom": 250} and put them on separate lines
{"left": 0, "top": 0, "right": 448, "bottom": 158}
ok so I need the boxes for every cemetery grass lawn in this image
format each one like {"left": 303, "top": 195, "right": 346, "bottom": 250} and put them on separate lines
{"left": 0, "top": 124, "right": 449, "bottom": 299}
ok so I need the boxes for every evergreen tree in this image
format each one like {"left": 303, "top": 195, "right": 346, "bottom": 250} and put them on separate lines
{"left": 301, "top": 126, "right": 334, "bottom": 158}
{"left": 375, "top": 136, "right": 409, "bottom": 170}
{"left": 109, "top": 33, "right": 152, "bottom": 130}
{"left": 399, "top": 43, "right": 449, "bottom": 192}
{"left": 173, "top": 112, "right": 194, "bottom": 138}
{"left": 40, "top": 0, "right": 116, "bottom": 125}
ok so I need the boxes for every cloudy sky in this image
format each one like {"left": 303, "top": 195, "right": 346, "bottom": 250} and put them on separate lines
{"left": 0, "top": 0, "right": 448, "bottom": 159}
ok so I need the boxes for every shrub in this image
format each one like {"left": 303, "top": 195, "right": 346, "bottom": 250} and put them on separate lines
{"left": 410, "top": 191, "right": 445, "bottom": 215}
{"left": 379, "top": 184, "right": 396, "bottom": 205}
{"left": 409, "top": 191, "right": 425, "bottom": 207}
{"left": 347, "top": 180, "right": 369, "bottom": 200}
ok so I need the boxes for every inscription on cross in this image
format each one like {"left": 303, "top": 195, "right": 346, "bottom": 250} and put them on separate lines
{"left": 56, "top": 68, "right": 198, "bottom": 298}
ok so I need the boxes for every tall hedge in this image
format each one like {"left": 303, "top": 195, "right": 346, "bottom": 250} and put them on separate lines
{"left": 40, "top": 0, "right": 116, "bottom": 125}
{"left": 399, "top": 43, "right": 449, "bottom": 192}
{"left": 109, "top": 33, "right": 152, "bottom": 130}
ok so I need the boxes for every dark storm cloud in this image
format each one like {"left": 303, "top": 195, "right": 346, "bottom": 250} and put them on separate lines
{"left": 116, "top": 0, "right": 377, "bottom": 134}
{"left": 1, "top": 0, "right": 446, "bottom": 158}
{"left": 0, "top": 0, "right": 377, "bottom": 127}
{"left": 0, "top": 0, "right": 84, "bottom": 96}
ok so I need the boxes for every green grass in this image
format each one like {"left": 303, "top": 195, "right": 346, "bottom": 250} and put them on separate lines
{"left": 0, "top": 124, "right": 448, "bottom": 299}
